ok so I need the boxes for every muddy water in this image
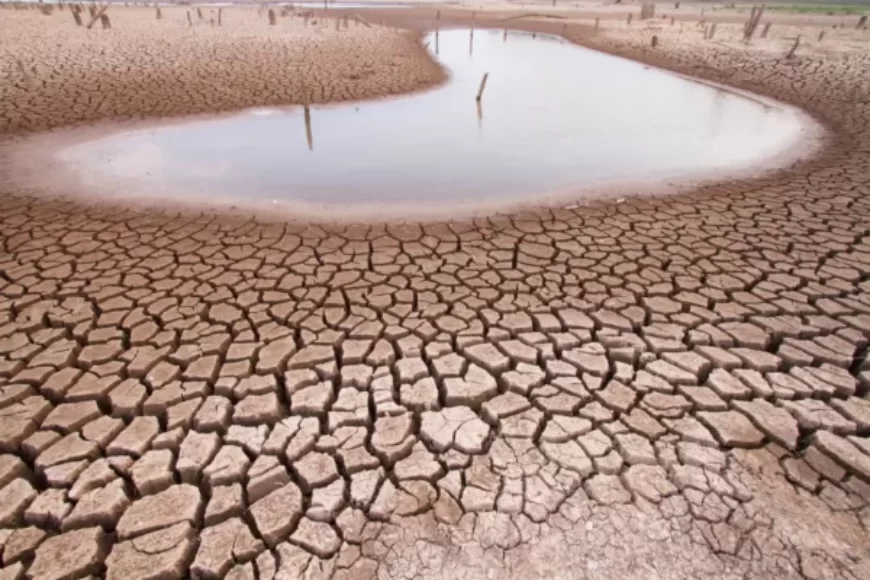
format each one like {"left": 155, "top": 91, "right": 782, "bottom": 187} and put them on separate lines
{"left": 50, "top": 29, "right": 818, "bottom": 218}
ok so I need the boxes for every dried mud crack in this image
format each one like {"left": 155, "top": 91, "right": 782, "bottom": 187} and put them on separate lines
{"left": 1, "top": 5, "right": 870, "bottom": 580}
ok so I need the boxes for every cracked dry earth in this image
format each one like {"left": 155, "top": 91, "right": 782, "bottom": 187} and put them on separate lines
{"left": 0, "top": 8, "right": 443, "bottom": 134}
{"left": 3, "top": 9, "right": 870, "bottom": 580}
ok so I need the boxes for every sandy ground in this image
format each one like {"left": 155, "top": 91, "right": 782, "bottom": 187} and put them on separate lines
{"left": 1, "top": 2, "right": 870, "bottom": 580}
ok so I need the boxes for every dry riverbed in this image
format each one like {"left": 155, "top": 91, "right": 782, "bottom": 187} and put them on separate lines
{"left": 1, "top": 3, "right": 870, "bottom": 580}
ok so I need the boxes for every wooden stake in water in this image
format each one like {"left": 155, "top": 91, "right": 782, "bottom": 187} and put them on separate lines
{"left": 218, "top": 8, "right": 221, "bottom": 26}
{"left": 72, "top": 9, "right": 81, "bottom": 25}
{"left": 187, "top": 10, "right": 192, "bottom": 26}
{"left": 761, "top": 22, "right": 772, "bottom": 38}
{"left": 857, "top": 15, "right": 867, "bottom": 29}
{"left": 155, "top": 6, "right": 160, "bottom": 20}
{"left": 304, "top": 106, "right": 313, "bottom": 151}
{"left": 435, "top": 27, "right": 439, "bottom": 54}
{"left": 475, "top": 73, "right": 489, "bottom": 102}
{"left": 818, "top": 30, "right": 825, "bottom": 41}
{"left": 595, "top": 17, "right": 599, "bottom": 32}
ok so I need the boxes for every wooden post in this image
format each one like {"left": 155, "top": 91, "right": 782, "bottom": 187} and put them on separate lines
{"left": 627, "top": 14, "right": 632, "bottom": 25}
{"left": 651, "top": 35, "right": 658, "bottom": 47}
{"left": 156, "top": 6, "right": 161, "bottom": 20}
{"left": 72, "top": 10, "right": 82, "bottom": 25}
{"left": 475, "top": 73, "right": 489, "bottom": 101}
{"left": 708, "top": 22, "right": 717, "bottom": 39}
{"left": 743, "top": 5, "right": 765, "bottom": 42}
{"left": 857, "top": 15, "right": 867, "bottom": 29}
{"left": 85, "top": 5, "right": 107, "bottom": 29}
{"left": 761, "top": 22, "right": 771, "bottom": 38}
{"left": 218, "top": 8, "right": 221, "bottom": 26}
{"left": 595, "top": 17, "right": 599, "bottom": 32}
{"left": 187, "top": 10, "right": 192, "bottom": 26}
{"left": 818, "top": 30, "right": 825, "bottom": 42}
{"left": 196, "top": 7, "right": 202, "bottom": 19}
{"left": 786, "top": 35, "right": 800, "bottom": 58}
{"left": 100, "top": 13, "right": 110, "bottom": 29}
{"left": 435, "top": 27, "right": 439, "bottom": 54}
{"left": 304, "top": 106, "right": 313, "bottom": 151}
{"left": 269, "top": 8, "right": 276, "bottom": 25}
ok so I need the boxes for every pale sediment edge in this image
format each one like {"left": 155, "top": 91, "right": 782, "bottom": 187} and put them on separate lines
{"left": 0, "top": 19, "right": 842, "bottom": 226}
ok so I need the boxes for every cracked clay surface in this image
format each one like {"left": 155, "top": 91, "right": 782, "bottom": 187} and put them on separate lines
{"left": 1, "top": 5, "right": 870, "bottom": 580}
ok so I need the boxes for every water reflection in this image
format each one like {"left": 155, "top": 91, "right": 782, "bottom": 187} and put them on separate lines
{"left": 54, "top": 29, "right": 814, "bottom": 215}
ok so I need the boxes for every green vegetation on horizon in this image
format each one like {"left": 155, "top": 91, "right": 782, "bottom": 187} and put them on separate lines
{"left": 763, "top": 4, "right": 870, "bottom": 14}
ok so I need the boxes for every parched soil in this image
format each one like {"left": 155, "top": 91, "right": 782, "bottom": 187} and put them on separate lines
{"left": 1, "top": 4, "right": 870, "bottom": 580}
{"left": 0, "top": 6, "right": 445, "bottom": 134}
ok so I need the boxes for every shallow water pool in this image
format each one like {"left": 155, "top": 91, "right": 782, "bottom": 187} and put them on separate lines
{"left": 49, "top": 29, "right": 818, "bottom": 218}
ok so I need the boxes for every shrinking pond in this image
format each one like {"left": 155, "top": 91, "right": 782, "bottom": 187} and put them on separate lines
{"left": 45, "top": 29, "right": 818, "bottom": 218}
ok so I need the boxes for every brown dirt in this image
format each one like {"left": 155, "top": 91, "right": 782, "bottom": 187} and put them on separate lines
{"left": 1, "top": 3, "right": 870, "bottom": 580}
{"left": 0, "top": 6, "right": 445, "bottom": 135}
